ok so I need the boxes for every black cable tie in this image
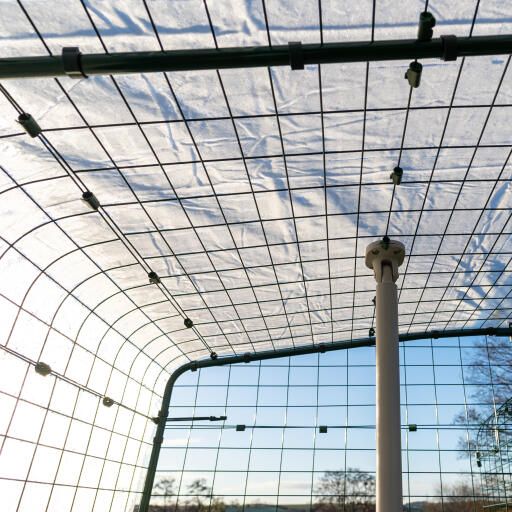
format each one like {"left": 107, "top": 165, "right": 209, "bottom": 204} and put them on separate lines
{"left": 441, "top": 35, "right": 458, "bottom": 61}
{"left": 62, "top": 47, "right": 87, "bottom": 79}
{"left": 288, "top": 41, "right": 304, "bottom": 70}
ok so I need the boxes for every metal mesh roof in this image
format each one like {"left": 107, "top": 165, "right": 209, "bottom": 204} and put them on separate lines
{"left": 1, "top": 0, "right": 512, "bottom": 510}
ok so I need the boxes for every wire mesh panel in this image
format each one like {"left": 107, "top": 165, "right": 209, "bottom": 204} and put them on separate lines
{"left": 148, "top": 335, "right": 511, "bottom": 511}
{"left": 1, "top": 1, "right": 512, "bottom": 511}
{"left": 477, "top": 397, "right": 512, "bottom": 511}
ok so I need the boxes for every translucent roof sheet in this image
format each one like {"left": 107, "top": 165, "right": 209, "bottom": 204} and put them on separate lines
{"left": 0, "top": 0, "right": 512, "bottom": 509}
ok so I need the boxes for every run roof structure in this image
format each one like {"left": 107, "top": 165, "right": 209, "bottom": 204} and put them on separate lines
{"left": 1, "top": 1, "right": 512, "bottom": 511}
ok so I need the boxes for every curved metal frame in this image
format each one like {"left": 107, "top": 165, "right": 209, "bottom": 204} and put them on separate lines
{"left": 138, "top": 327, "right": 512, "bottom": 512}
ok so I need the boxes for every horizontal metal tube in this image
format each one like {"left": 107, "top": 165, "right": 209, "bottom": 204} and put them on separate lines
{"left": 2, "top": 35, "right": 512, "bottom": 79}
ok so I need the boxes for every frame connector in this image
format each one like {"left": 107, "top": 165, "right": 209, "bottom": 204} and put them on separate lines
{"left": 390, "top": 166, "right": 404, "bottom": 184}
{"left": 148, "top": 271, "right": 161, "bottom": 285}
{"left": 62, "top": 47, "right": 87, "bottom": 79}
{"left": 81, "top": 191, "right": 100, "bottom": 210}
{"left": 288, "top": 41, "right": 304, "bottom": 70}
{"left": 102, "top": 396, "right": 115, "bottom": 407}
{"left": 405, "top": 61, "right": 422, "bottom": 88}
{"left": 441, "top": 35, "right": 458, "bottom": 61}
{"left": 417, "top": 12, "right": 436, "bottom": 42}
{"left": 34, "top": 361, "right": 52, "bottom": 376}
{"left": 17, "top": 113, "right": 42, "bottom": 137}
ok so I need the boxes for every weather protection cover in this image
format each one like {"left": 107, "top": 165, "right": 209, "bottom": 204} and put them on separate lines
{"left": 0, "top": 1, "right": 511, "bottom": 511}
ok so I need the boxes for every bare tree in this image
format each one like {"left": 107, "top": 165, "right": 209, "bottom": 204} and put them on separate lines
{"left": 186, "top": 479, "right": 225, "bottom": 512}
{"left": 423, "top": 481, "right": 483, "bottom": 512}
{"left": 152, "top": 477, "right": 176, "bottom": 511}
{"left": 314, "top": 468, "right": 375, "bottom": 511}
{"left": 453, "top": 336, "right": 512, "bottom": 456}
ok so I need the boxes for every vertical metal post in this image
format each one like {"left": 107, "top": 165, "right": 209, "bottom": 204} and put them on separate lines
{"left": 366, "top": 237, "right": 405, "bottom": 512}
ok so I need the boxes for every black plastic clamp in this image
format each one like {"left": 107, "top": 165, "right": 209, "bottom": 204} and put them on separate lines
{"left": 390, "top": 165, "right": 404, "bottom": 184}
{"left": 417, "top": 12, "right": 436, "bottom": 42}
{"left": 404, "top": 61, "right": 422, "bottom": 88}
{"left": 17, "top": 113, "right": 42, "bottom": 138}
{"left": 288, "top": 41, "right": 304, "bottom": 70}
{"left": 81, "top": 190, "right": 100, "bottom": 210}
{"left": 441, "top": 35, "right": 458, "bottom": 61}
{"left": 148, "top": 271, "right": 161, "bottom": 284}
{"left": 102, "top": 396, "right": 115, "bottom": 407}
{"left": 62, "top": 47, "right": 87, "bottom": 79}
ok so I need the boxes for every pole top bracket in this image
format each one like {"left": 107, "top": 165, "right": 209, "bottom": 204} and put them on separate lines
{"left": 365, "top": 237, "right": 405, "bottom": 283}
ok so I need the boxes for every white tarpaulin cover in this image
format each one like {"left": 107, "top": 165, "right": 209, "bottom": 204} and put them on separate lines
{"left": 0, "top": 0, "right": 511, "bottom": 510}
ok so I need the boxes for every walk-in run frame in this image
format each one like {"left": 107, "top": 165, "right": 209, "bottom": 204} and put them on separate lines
{"left": 2, "top": 2, "right": 512, "bottom": 511}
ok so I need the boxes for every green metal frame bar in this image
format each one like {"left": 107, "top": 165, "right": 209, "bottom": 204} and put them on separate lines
{"left": 2, "top": 35, "right": 512, "bottom": 79}
{"left": 138, "top": 326, "right": 512, "bottom": 512}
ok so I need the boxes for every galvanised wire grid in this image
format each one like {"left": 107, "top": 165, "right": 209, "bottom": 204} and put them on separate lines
{"left": 0, "top": 1, "right": 512, "bottom": 511}
{"left": 152, "top": 336, "right": 510, "bottom": 510}
{"left": 477, "top": 397, "right": 512, "bottom": 510}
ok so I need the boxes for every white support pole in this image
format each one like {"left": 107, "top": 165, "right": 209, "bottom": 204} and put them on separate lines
{"left": 366, "top": 237, "right": 405, "bottom": 512}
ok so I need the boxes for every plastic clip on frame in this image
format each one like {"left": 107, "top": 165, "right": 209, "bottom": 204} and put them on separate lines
{"left": 441, "top": 35, "right": 458, "bottom": 61}
{"left": 288, "top": 41, "right": 304, "bottom": 70}
{"left": 62, "top": 46, "right": 87, "bottom": 79}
